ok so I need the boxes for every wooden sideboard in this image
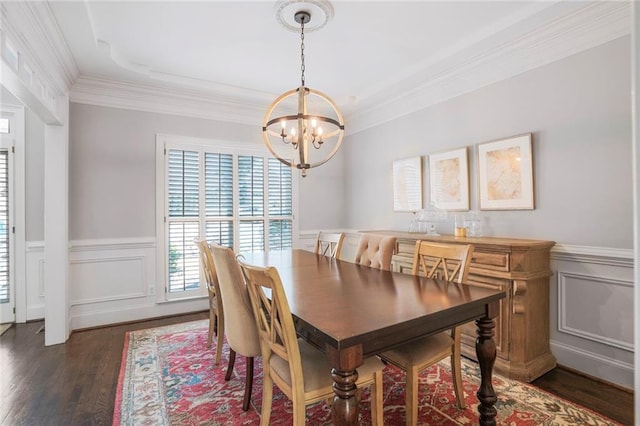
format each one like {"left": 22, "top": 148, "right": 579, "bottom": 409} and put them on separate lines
{"left": 362, "top": 230, "right": 556, "bottom": 382}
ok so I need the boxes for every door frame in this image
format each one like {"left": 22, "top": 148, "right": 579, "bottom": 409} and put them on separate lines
{"left": 0, "top": 104, "right": 25, "bottom": 323}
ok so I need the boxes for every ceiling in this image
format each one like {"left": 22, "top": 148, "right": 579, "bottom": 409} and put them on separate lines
{"left": 44, "top": 0, "right": 630, "bottom": 131}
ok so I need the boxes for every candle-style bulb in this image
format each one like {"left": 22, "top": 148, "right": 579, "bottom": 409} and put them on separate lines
{"left": 311, "top": 118, "right": 317, "bottom": 128}
{"left": 280, "top": 120, "right": 286, "bottom": 129}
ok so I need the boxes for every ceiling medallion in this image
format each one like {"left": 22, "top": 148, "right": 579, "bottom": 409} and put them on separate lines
{"left": 274, "top": 0, "right": 334, "bottom": 33}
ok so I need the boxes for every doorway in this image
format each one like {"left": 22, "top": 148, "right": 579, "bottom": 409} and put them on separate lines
{"left": 0, "top": 111, "right": 15, "bottom": 326}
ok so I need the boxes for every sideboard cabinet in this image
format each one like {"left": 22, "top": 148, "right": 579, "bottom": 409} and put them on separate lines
{"left": 363, "top": 231, "right": 556, "bottom": 382}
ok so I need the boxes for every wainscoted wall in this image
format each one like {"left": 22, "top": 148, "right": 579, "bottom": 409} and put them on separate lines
{"left": 550, "top": 244, "right": 634, "bottom": 390}
{"left": 25, "top": 238, "right": 208, "bottom": 330}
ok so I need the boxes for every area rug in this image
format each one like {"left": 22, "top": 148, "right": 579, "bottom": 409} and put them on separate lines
{"left": 113, "top": 320, "right": 621, "bottom": 425}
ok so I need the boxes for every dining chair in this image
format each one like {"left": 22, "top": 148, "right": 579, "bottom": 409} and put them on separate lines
{"left": 194, "top": 239, "right": 225, "bottom": 365}
{"left": 237, "top": 258, "right": 385, "bottom": 426}
{"left": 354, "top": 233, "right": 397, "bottom": 271}
{"left": 379, "top": 240, "right": 474, "bottom": 426}
{"left": 314, "top": 231, "right": 345, "bottom": 258}
{"left": 209, "top": 242, "right": 261, "bottom": 411}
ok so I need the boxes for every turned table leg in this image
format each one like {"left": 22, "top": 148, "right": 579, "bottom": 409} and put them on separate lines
{"left": 327, "top": 344, "right": 363, "bottom": 425}
{"left": 476, "top": 314, "right": 498, "bottom": 426}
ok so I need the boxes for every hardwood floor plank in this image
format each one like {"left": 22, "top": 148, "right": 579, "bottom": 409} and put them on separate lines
{"left": 0, "top": 312, "right": 633, "bottom": 425}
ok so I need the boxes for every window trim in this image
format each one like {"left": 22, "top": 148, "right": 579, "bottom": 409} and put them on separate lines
{"left": 155, "top": 133, "right": 299, "bottom": 302}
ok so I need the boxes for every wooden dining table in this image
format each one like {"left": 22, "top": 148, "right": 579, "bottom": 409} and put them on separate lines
{"left": 240, "top": 249, "right": 506, "bottom": 426}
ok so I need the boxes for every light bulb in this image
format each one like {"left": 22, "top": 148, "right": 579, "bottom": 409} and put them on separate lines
{"left": 311, "top": 118, "right": 317, "bottom": 128}
{"left": 280, "top": 120, "right": 286, "bottom": 129}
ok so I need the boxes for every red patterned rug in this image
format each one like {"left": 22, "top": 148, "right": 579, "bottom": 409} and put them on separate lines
{"left": 113, "top": 320, "right": 620, "bottom": 425}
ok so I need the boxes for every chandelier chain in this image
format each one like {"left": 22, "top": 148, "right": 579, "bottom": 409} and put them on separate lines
{"left": 300, "top": 18, "right": 305, "bottom": 86}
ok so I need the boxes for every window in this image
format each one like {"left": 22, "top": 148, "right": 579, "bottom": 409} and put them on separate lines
{"left": 0, "top": 151, "right": 8, "bottom": 303}
{"left": 157, "top": 135, "right": 296, "bottom": 300}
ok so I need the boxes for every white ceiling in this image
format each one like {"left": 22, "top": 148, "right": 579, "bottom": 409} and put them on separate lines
{"left": 44, "top": 0, "right": 630, "bottom": 131}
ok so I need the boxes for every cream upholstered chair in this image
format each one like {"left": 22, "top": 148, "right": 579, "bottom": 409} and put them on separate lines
{"left": 209, "top": 242, "right": 261, "bottom": 411}
{"left": 354, "top": 234, "right": 397, "bottom": 271}
{"left": 195, "top": 239, "right": 224, "bottom": 365}
{"left": 314, "top": 231, "right": 345, "bottom": 258}
{"left": 237, "top": 258, "right": 385, "bottom": 426}
{"left": 379, "top": 240, "right": 474, "bottom": 426}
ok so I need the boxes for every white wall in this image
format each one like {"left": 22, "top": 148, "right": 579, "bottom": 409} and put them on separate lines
{"left": 343, "top": 37, "right": 634, "bottom": 388}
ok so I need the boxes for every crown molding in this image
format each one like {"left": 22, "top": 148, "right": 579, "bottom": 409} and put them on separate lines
{"left": 65, "top": 1, "right": 630, "bottom": 133}
{"left": 0, "top": 1, "right": 78, "bottom": 93}
{"left": 346, "top": 1, "right": 631, "bottom": 135}
{"left": 70, "top": 76, "right": 265, "bottom": 126}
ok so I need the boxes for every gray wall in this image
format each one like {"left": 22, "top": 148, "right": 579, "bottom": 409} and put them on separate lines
{"left": 25, "top": 108, "right": 44, "bottom": 242}
{"left": 68, "top": 103, "right": 345, "bottom": 240}
{"left": 344, "top": 36, "right": 632, "bottom": 249}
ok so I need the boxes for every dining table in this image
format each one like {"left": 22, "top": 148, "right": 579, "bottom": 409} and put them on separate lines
{"left": 240, "top": 249, "right": 506, "bottom": 426}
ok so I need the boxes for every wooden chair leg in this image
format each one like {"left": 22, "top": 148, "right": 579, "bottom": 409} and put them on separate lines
{"left": 242, "top": 356, "right": 254, "bottom": 411}
{"left": 406, "top": 366, "right": 419, "bottom": 426}
{"left": 225, "top": 349, "right": 236, "bottom": 381}
{"left": 370, "top": 370, "right": 384, "bottom": 426}
{"left": 260, "top": 372, "right": 273, "bottom": 426}
{"left": 450, "top": 351, "right": 466, "bottom": 409}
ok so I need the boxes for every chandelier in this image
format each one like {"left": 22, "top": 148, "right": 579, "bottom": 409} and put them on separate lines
{"left": 262, "top": 4, "right": 344, "bottom": 177}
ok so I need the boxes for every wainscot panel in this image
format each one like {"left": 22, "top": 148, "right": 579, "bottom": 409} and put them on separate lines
{"left": 27, "top": 239, "right": 208, "bottom": 330}
{"left": 550, "top": 244, "right": 634, "bottom": 390}
{"left": 26, "top": 242, "right": 45, "bottom": 321}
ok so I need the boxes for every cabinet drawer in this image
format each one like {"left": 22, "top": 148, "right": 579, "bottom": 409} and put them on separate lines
{"left": 471, "top": 250, "right": 510, "bottom": 272}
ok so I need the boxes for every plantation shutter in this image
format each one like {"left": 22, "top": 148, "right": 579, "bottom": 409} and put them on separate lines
{"left": 268, "top": 159, "right": 292, "bottom": 250}
{"left": 0, "top": 151, "right": 8, "bottom": 303}
{"left": 160, "top": 137, "right": 295, "bottom": 299}
{"left": 167, "top": 149, "right": 200, "bottom": 293}
{"left": 238, "top": 156, "right": 265, "bottom": 252}
{"left": 205, "top": 153, "right": 233, "bottom": 247}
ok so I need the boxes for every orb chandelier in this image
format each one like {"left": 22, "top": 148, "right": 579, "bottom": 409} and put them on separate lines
{"left": 262, "top": 4, "right": 344, "bottom": 177}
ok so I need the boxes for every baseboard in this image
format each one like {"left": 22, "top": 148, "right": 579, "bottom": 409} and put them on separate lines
{"left": 550, "top": 340, "right": 633, "bottom": 390}
{"left": 554, "top": 363, "right": 634, "bottom": 394}
{"left": 72, "top": 309, "right": 207, "bottom": 333}
{"left": 70, "top": 298, "right": 208, "bottom": 330}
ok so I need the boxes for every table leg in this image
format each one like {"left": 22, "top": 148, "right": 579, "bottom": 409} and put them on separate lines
{"left": 331, "top": 368, "right": 359, "bottom": 425}
{"left": 476, "top": 315, "right": 498, "bottom": 426}
{"left": 326, "top": 345, "right": 363, "bottom": 425}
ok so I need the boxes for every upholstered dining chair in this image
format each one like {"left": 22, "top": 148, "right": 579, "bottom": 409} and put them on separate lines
{"left": 209, "top": 242, "right": 261, "bottom": 411}
{"left": 237, "top": 258, "right": 385, "bottom": 426}
{"left": 354, "top": 233, "right": 397, "bottom": 271}
{"left": 195, "top": 239, "right": 225, "bottom": 365}
{"left": 314, "top": 231, "right": 345, "bottom": 258}
{"left": 379, "top": 240, "right": 474, "bottom": 426}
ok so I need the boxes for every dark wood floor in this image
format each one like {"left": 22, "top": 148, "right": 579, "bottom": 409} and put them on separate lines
{"left": 0, "top": 313, "right": 634, "bottom": 425}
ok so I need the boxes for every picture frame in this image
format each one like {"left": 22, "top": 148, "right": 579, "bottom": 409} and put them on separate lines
{"left": 428, "top": 147, "right": 469, "bottom": 211}
{"left": 392, "top": 156, "right": 423, "bottom": 212}
{"left": 477, "top": 133, "right": 534, "bottom": 210}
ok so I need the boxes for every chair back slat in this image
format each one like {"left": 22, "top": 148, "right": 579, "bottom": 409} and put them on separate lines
{"left": 314, "top": 231, "right": 345, "bottom": 258}
{"left": 195, "top": 239, "right": 219, "bottom": 296}
{"left": 411, "top": 240, "right": 474, "bottom": 283}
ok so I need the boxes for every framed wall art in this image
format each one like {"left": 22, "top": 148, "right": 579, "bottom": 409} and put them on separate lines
{"left": 477, "top": 133, "right": 534, "bottom": 210}
{"left": 393, "top": 156, "right": 423, "bottom": 212}
{"left": 428, "top": 147, "right": 469, "bottom": 211}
